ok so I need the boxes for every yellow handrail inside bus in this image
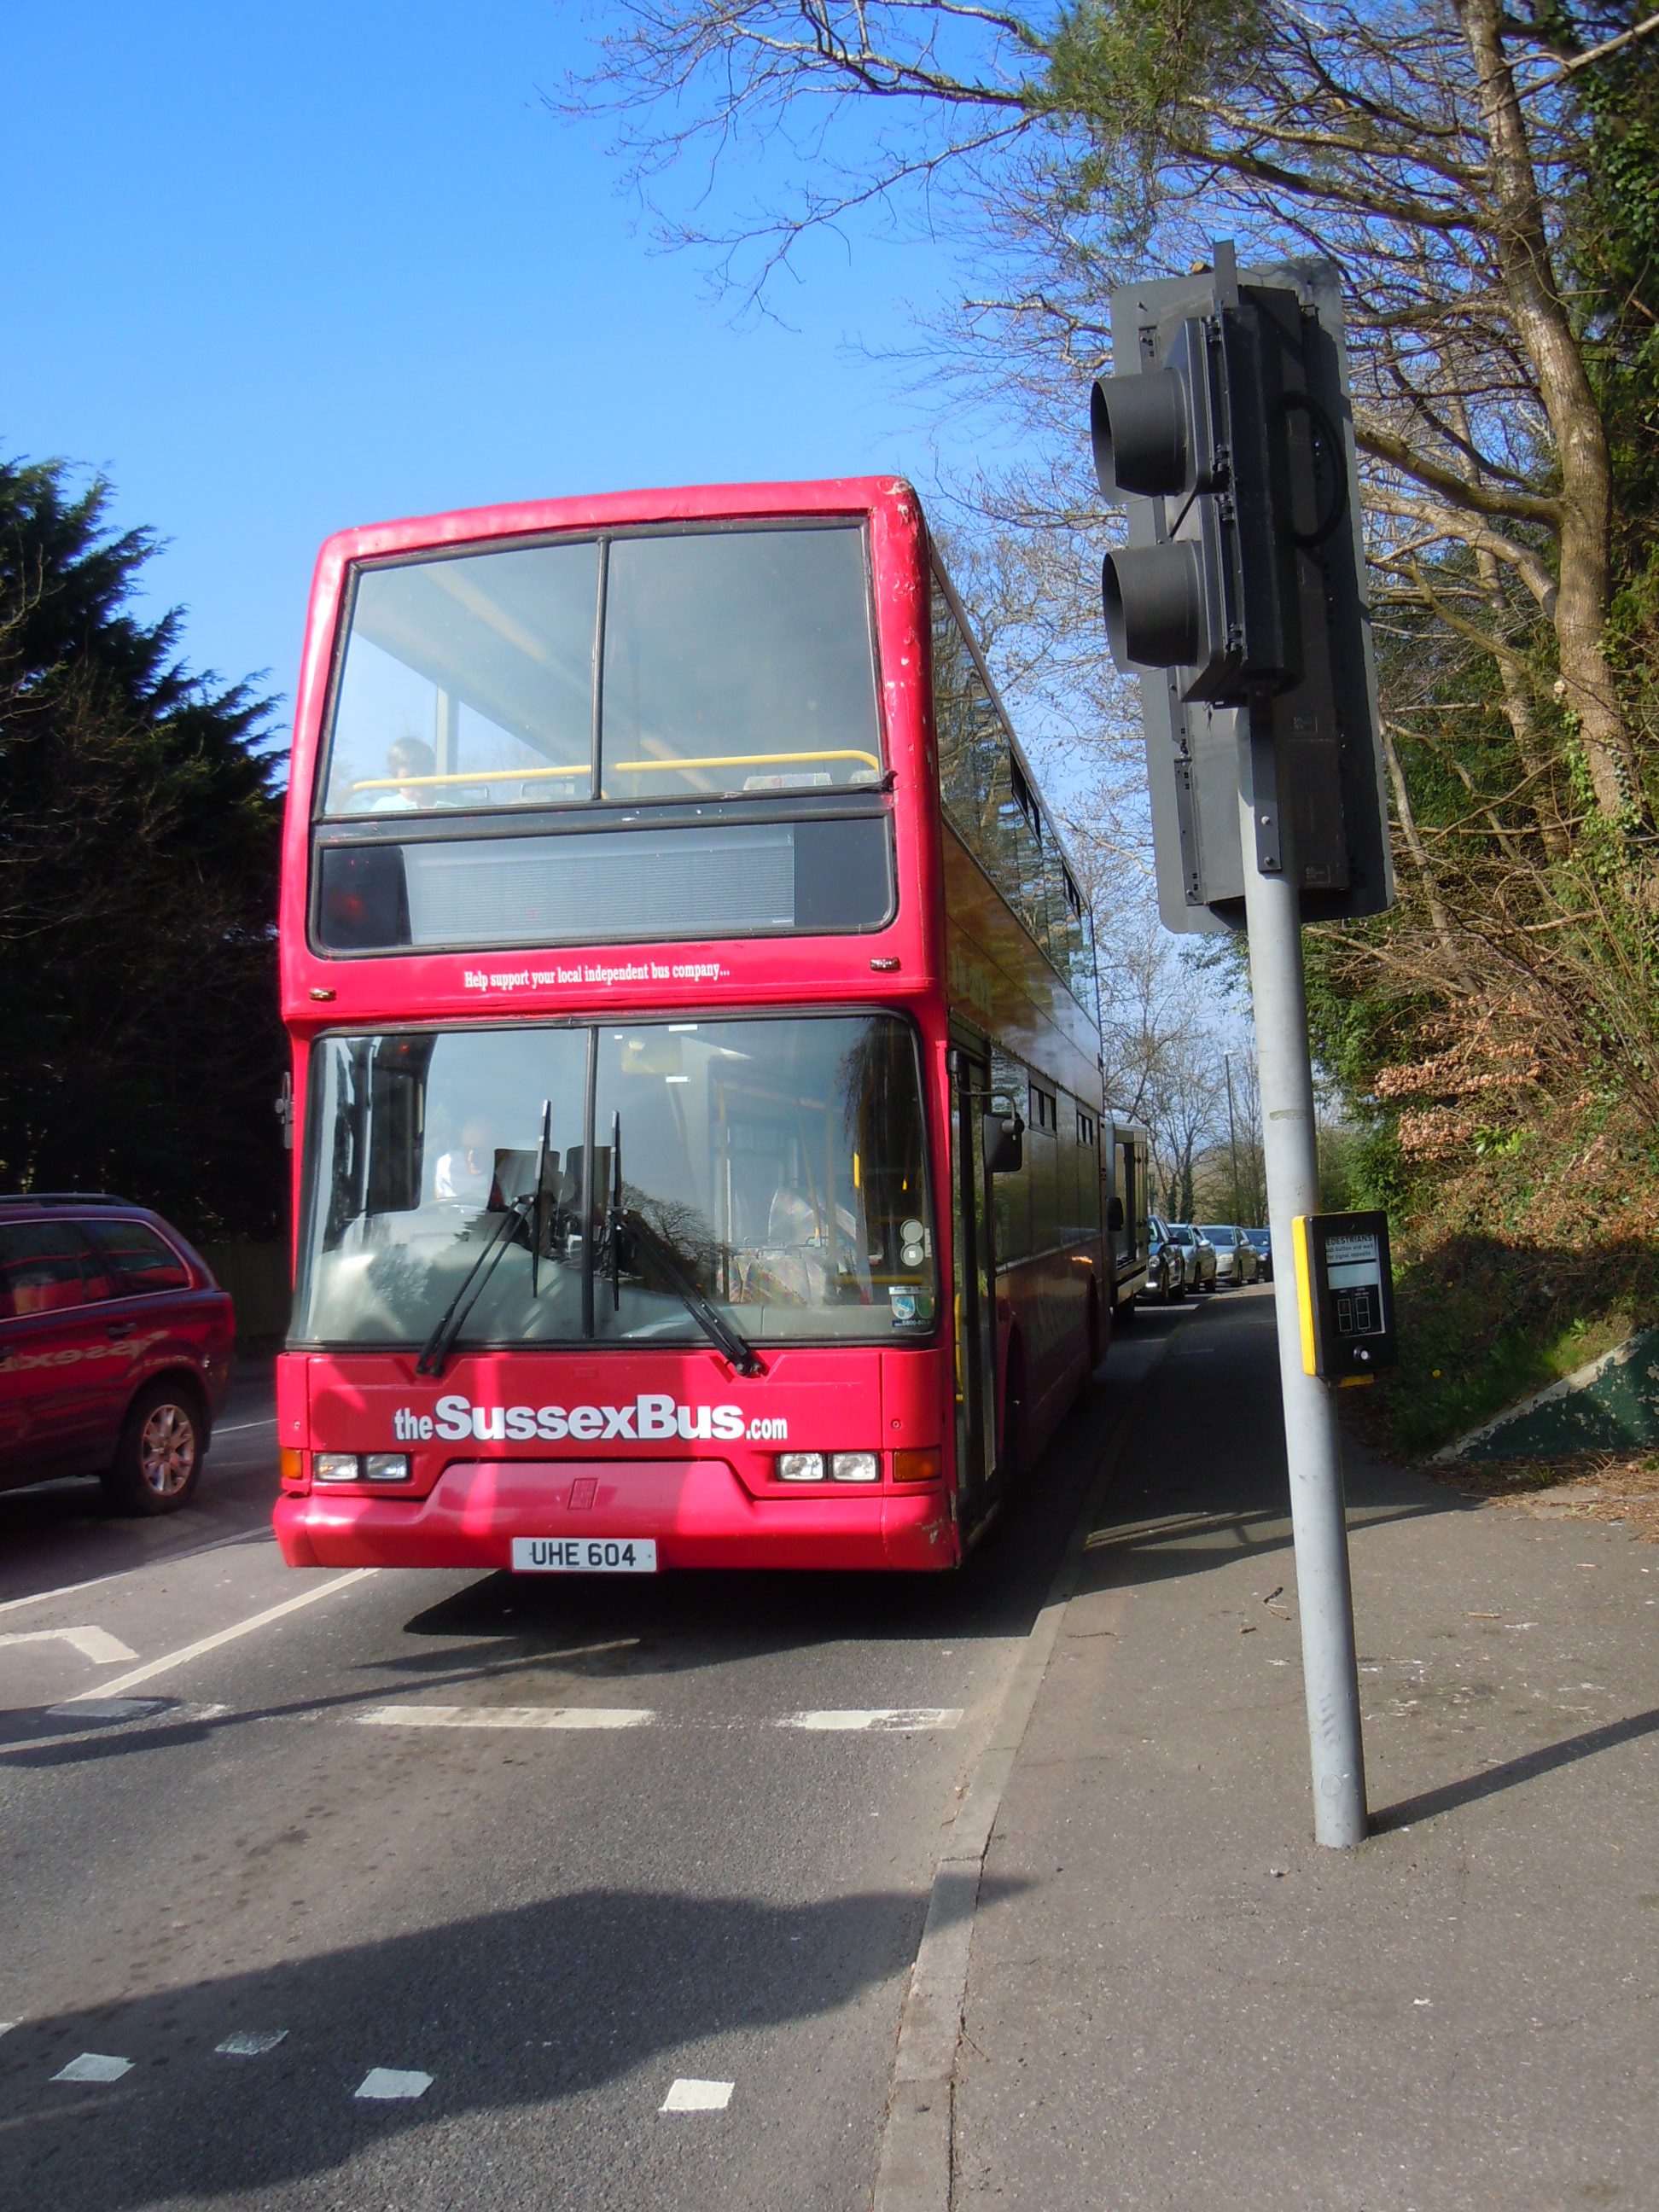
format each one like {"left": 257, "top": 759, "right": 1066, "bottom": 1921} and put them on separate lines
{"left": 347, "top": 748, "right": 882, "bottom": 795}
{"left": 350, "top": 765, "right": 586, "bottom": 792}
{"left": 609, "top": 750, "right": 882, "bottom": 776}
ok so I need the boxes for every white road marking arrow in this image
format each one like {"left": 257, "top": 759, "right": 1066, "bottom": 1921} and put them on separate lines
{"left": 0, "top": 1627, "right": 137, "bottom": 1665}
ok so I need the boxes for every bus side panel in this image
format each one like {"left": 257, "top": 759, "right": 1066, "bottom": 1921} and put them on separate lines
{"left": 993, "top": 1249, "right": 1094, "bottom": 1468}
{"left": 940, "top": 824, "right": 1105, "bottom": 1485}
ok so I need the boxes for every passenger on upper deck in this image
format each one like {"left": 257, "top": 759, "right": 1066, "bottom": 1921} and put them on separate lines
{"left": 372, "top": 736, "right": 439, "bottom": 812}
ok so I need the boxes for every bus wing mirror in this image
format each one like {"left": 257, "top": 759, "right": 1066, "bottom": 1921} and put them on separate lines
{"left": 1106, "top": 1196, "right": 1125, "bottom": 1232}
{"left": 984, "top": 1111, "right": 1024, "bottom": 1175}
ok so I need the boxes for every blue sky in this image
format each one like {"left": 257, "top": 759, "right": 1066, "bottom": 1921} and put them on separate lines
{"left": 3, "top": 3, "right": 994, "bottom": 731}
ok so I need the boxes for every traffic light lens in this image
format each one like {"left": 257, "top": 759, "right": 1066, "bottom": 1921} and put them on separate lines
{"left": 1091, "top": 370, "right": 1190, "bottom": 498}
{"left": 1102, "top": 542, "right": 1208, "bottom": 671}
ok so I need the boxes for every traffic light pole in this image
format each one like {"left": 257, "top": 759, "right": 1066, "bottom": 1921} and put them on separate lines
{"left": 1237, "top": 770, "right": 1369, "bottom": 1849}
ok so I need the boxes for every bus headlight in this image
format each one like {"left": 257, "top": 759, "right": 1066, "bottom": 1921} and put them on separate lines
{"left": 830, "top": 1452, "right": 879, "bottom": 1483}
{"left": 314, "top": 1452, "right": 360, "bottom": 1483}
{"left": 364, "top": 1453, "right": 410, "bottom": 1483}
{"left": 777, "top": 1452, "right": 826, "bottom": 1482}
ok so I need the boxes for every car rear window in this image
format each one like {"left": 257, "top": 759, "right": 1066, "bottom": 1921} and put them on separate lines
{"left": 0, "top": 1221, "right": 108, "bottom": 1317}
{"left": 90, "top": 1220, "right": 192, "bottom": 1295}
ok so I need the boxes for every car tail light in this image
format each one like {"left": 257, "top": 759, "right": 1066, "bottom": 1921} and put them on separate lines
{"left": 314, "top": 1452, "right": 360, "bottom": 1482}
{"left": 777, "top": 1452, "right": 826, "bottom": 1482}
{"left": 830, "top": 1452, "right": 879, "bottom": 1483}
{"left": 894, "top": 1448, "right": 941, "bottom": 1483}
{"left": 364, "top": 1453, "right": 410, "bottom": 1483}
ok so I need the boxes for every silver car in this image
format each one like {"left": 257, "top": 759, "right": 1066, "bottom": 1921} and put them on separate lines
{"left": 1167, "top": 1223, "right": 1217, "bottom": 1291}
{"left": 1146, "top": 1216, "right": 1187, "bottom": 1303}
{"left": 1197, "top": 1225, "right": 1260, "bottom": 1287}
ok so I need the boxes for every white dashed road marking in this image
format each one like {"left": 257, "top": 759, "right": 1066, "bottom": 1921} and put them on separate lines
{"left": 358, "top": 1704, "right": 655, "bottom": 1731}
{"left": 53, "top": 2053, "right": 132, "bottom": 2084}
{"left": 215, "top": 2030, "right": 288, "bottom": 2056}
{"left": 0, "top": 1627, "right": 137, "bottom": 1665}
{"left": 355, "top": 2068, "right": 433, "bottom": 2100}
{"left": 66, "top": 1570, "right": 374, "bottom": 1703}
{"left": 661, "top": 2078, "right": 734, "bottom": 2112}
{"left": 780, "top": 1708, "right": 963, "bottom": 1733}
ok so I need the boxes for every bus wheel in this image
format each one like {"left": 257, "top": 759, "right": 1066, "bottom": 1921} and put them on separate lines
{"left": 103, "top": 1379, "right": 205, "bottom": 1516}
{"left": 1116, "top": 1295, "right": 1137, "bottom": 1326}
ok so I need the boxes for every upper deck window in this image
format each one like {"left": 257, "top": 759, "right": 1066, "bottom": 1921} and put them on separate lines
{"left": 931, "top": 573, "right": 1097, "bottom": 1016}
{"left": 318, "top": 523, "right": 882, "bottom": 819}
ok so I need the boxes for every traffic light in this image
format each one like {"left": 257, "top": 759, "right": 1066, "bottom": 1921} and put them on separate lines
{"left": 1091, "top": 247, "right": 1393, "bottom": 931}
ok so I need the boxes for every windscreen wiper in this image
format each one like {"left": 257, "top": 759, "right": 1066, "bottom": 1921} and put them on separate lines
{"left": 416, "top": 1200, "right": 530, "bottom": 1378}
{"left": 531, "top": 1097, "right": 552, "bottom": 1300}
{"left": 608, "top": 1113, "right": 764, "bottom": 1377}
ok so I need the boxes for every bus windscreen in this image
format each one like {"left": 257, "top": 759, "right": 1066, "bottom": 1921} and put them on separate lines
{"left": 319, "top": 524, "right": 883, "bottom": 818}
{"left": 293, "top": 1015, "right": 937, "bottom": 1352}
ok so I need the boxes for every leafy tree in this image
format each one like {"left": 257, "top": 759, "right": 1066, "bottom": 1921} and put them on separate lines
{"left": 573, "top": 1, "right": 1659, "bottom": 1175}
{"left": 0, "top": 455, "right": 286, "bottom": 1239}
{"left": 577, "top": 0, "right": 1658, "bottom": 827}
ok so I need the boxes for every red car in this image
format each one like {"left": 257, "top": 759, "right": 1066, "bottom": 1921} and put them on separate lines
{"left": 0, "top": 1196, "right": 236, "bottom": 1515}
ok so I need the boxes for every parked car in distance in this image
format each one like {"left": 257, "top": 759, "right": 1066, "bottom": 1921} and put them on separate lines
{"left": 1146, "top": 1216, "right": 1187, "bottom": 1304}
{"left": 1167, "top": 1223, "right": 1217, "bottom": 1292}
{"left": 0, "top": 1195, "right": 235, "bottom": 1515}
{"left": 1244, "top": 1227, "right": 1273, "bottom": 1282}
{"left": 1198, "top": 1225, "right": 1260, "bottom": 1287}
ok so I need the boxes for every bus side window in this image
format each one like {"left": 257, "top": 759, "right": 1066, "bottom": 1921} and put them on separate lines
{"left": 1078, "top": 1109, "right": 1101, "bottom": 1233}
{"left": 990, "top": 1049, "right": 1031, "bottom": 1265}
{"left": 1057, "top": 1095, "right": 1081, "bottom": 1243}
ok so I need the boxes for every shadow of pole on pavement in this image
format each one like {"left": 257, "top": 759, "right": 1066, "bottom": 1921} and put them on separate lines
{"left": 1371, "top": 1703, "right": 1659, "bottom": 1831}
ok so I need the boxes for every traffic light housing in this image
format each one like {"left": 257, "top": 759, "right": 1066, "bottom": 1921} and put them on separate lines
{"left": 1092, "top": 248, "right": 1393, "bottom": 932}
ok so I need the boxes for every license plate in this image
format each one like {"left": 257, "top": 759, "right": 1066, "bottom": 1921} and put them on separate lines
{"left": 511, "top": 1537, "right": 658, "bottom": 1575}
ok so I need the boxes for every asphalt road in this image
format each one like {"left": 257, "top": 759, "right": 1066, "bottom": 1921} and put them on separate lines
{"left": 0, "top": 1362, "right": 282, "bottom": 1607}
{"left": 0, "top": 1310, "right": 1187, "bottom": 2211}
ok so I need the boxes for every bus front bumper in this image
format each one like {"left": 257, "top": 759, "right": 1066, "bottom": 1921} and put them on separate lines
{"left": 273, "top": 1455, "right": 957, "bottom": 1574}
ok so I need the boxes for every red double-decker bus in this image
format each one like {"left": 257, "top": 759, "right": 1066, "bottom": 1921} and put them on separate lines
{"left": 272, "top": 478, "right": 1105, "bottom": 1575}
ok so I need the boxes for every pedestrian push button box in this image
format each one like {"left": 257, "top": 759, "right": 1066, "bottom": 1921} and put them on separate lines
{"left": 1292, "top": 1210, "right": 1396, "bottom": 1382}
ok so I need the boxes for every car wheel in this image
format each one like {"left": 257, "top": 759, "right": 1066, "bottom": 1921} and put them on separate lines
{"left": 1174, "top": 1276, "right": 1187, "bottom": 1301}
{"left": 103, "top": 1379, "right": 206, "bottom": 1516}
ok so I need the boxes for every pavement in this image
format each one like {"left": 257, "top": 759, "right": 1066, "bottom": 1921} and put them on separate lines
{"left": 954, "top": 1285, "right": 1659, "bottom": 2211}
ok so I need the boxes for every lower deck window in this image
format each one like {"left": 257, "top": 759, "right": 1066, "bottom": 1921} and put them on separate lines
{"left": 293, "top": 1013, "right": 936, "bottom": 1353}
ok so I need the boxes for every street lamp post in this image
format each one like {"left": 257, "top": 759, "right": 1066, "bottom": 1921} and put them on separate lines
{"left": 1223, "top": 1051, "right": 1241, "bottom": 1221}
